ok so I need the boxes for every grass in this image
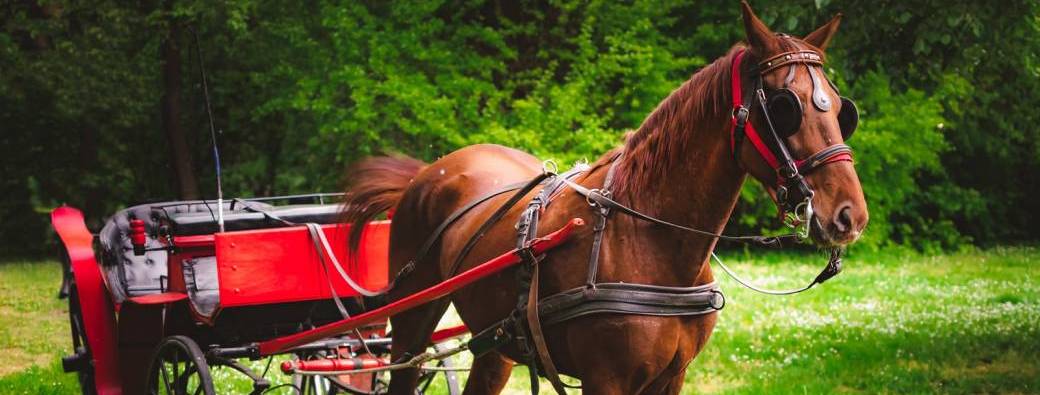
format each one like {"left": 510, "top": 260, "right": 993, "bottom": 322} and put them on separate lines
{"left": 1, "top": 247, "right": 1037, "bottom": 394}
{"left": 0, "top": 262, "right": 80, "bottom": 393}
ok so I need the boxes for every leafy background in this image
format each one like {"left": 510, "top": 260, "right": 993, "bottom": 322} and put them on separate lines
{"left": 2, "top": 0, "right": 1038, "bottom": 256}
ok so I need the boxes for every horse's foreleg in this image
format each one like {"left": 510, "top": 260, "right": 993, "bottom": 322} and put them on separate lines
{"left": 387, "top": 298, "right": 450, "bottom": 395}
{"left": 462, "top": 351, "right": 514, "bottom": 395}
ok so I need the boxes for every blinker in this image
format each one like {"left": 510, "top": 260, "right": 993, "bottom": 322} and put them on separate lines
{"left": 838, "top": 97, "right": 859, "bottom": 140}
{"left": 765, "top": 89, "right": 803, "bottom": 138}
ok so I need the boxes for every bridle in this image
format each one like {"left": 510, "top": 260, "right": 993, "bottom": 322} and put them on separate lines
{"left": 730, "top": 46, "right": 859, "bottom": 238}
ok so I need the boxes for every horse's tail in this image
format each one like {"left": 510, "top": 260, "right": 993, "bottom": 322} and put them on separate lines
{"left": 341, "top": 154, "right": 427, "bottom": 253}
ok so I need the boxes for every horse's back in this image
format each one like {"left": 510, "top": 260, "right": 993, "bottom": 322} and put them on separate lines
{"left": 386, "top": 144, "right": 541, "bottom": 279}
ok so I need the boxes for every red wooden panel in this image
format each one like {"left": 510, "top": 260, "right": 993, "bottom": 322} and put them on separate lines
{"left": 215, "top": 222, "right": 389, "bottom": 308}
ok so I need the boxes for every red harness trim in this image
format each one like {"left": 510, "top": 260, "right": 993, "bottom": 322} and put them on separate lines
{"left": 795, "top": 152, "right": 853, "bottom": 170}
{"left": 730, "top": 49, "right": 781, "bottom": 169}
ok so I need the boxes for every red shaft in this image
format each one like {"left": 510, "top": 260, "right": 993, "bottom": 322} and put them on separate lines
{"left": 258, "top": 218, "right": 584, "bottom": 356}
{"left": 430, "top": 324, "right": 469, "bottom": 343}
{"left": 281, "top": 355, "right": 389, "bottom": 374}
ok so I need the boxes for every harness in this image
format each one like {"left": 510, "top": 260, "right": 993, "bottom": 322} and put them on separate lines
{"left": 366, "top": 45, "right": 860, "bottom": 394}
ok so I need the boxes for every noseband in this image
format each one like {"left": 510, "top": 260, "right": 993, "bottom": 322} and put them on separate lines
{"left": 730, "top": 48, "right": 856, "bottom": 236}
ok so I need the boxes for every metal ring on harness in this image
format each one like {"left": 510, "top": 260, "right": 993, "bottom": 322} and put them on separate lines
{"left": 542, "top": 159, "right": 559, "bottom": 175}
{"left": 786, "top": 191, "right": 815, "bottom": 240}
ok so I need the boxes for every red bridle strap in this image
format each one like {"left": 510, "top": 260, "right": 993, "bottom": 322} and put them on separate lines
{"left": 730, "top": 49, "right": 781, "bottom": 169}
{"left": 795, "top": 144, "right": 854, "bottom": 175}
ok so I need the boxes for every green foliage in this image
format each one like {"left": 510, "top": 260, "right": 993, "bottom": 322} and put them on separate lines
{"left": 1, "top": 0, "right": 1038, "bottom": 254}
{"left": 845, "top": 72, "right": 954, "bottom": 249}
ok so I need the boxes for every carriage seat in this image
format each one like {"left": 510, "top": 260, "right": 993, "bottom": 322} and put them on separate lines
{"left": 98, "top": 200, "right": 272, "bottom": 304}
{"left": 163, "top": 203, "right": 343, "bottom": 236}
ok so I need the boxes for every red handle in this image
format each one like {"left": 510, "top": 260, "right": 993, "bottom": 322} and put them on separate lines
{"left": 130, "top": 218, "right": 146, "bottom": 255}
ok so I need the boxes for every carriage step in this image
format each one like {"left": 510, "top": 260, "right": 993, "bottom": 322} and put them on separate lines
{"left": 61, "top": 348, "right": 88, "bottom": 373}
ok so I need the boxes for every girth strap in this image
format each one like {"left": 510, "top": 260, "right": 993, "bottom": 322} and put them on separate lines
{"left": 538, "top": 282, "right": 724, "bottom": 326}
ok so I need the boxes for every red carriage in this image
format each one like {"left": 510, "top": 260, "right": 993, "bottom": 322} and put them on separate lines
{"left": 51, "top": 194, "right": 581, "bottom": 394}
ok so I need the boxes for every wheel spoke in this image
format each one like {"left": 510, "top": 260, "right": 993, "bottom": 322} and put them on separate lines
{"left": 160, "top": 363, "right": 173, "bottom": 394}
{"left": 172, "top": 351, "right": 180, "bottom": 381}
{"left": 150, "top": 337, "right": 213, "bottom": 395}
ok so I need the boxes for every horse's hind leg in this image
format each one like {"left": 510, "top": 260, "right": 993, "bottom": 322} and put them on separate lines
{"left": 462, "top": 351, "right": 514, "bottom": 395}
{"left": 387, "top": 298, "right": 450, "bottom": 395}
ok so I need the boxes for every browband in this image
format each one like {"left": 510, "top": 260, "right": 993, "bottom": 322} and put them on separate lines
{"left": 758, "top": 50, "right": 823, "bottom": 74}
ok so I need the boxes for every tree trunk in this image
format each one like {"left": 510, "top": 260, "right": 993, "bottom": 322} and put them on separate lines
{"left": 160, "top": 21, "right": 200, "bottom": 200}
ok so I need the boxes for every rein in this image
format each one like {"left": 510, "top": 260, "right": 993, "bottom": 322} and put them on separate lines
{"left": 558, "top": 156, "right": 844, "bottom": 295}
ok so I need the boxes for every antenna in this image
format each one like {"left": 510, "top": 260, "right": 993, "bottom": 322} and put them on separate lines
{"left": 189, "top": 26, "right": 225, "bottom": 232}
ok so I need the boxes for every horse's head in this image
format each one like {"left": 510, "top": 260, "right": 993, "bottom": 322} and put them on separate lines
{"left": 735, "top": 2, "right": 868, "bottom": 247}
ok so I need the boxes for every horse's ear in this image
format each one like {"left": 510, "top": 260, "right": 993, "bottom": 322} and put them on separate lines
{"left": 803, "top": 13, "right": 843, "bottom": 51}
{"left": 740, "top": 1, "right": 778, "bottom": 56}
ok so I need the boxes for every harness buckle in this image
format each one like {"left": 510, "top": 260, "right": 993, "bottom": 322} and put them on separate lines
{"left": 732, "top": 106, "right": 750, "bottom": 125}
{"left": 585, "top": 188, "right": 609, "bottom": 208}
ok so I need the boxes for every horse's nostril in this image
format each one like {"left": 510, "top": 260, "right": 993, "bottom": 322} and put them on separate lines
{"left": 833, "top": 205, "right": 854, "bottom": 233}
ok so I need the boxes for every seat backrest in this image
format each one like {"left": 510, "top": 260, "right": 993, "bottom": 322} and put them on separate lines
{"left": 97, "top": 200, "right": 273, "bottom": 303}
{"left": 98, "top": 204, "right": 168, "bottom": 303}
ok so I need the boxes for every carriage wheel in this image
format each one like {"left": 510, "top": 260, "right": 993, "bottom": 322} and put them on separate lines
{"left": 146, "top": 336, "right": 215, "bottom": 395}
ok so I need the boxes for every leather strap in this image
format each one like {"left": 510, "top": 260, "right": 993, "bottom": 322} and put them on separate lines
{"left": 758, "top": 50, "right": 823, "bottom": 74}
{"left": 443, "top": 172, "right": 552, "bottom": 279}
{"left": 795, "top": 144, "right": 854, "bottom": 175}
{"left": 526, "top": 256, "right": 569, "bottom": 394}
{"left": 410, "top": 180, "right": 531, "bottom": 276}
{"left": 560, "top": 175, "right": 797, "bottom": 247}
{"left": 538, "top": 282, "right": 723, "bottom": 326}
{"left": 585, "top": 154, "right": 621, "bottom": 287}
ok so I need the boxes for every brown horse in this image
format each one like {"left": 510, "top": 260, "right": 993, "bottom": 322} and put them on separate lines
{"left": 342, "top": 2, "right": 867, "bottom": 394}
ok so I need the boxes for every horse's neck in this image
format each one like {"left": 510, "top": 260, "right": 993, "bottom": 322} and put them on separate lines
{"left": 604, "top": 106, "right": 746, "bottom": 287}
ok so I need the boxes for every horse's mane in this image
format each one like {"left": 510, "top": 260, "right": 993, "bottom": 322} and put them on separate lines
{"left": 599, "top": 45, "right": 745, "bottom": 197}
